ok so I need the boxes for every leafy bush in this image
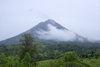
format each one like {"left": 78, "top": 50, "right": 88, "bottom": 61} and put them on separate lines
{"left": 62, "top": 51, "right": 79, "bottom": 62}
{"left": 5, "top": 55, "right": 19, "bottom": 67}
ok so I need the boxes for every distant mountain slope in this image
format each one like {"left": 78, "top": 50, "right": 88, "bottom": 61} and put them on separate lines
{"left": 0, "top": 19, "right": 88, "bottom": 45}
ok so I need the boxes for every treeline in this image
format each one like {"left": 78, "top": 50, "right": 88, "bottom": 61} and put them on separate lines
{"left": 0, "top": 43, "right": 100, "bottom": 61}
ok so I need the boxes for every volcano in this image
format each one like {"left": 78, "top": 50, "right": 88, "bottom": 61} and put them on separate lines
{"left": 0, "top": 19, "right": 88, "bottom": 45}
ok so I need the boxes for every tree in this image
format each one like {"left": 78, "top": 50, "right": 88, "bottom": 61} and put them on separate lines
{"left": 19, "top": 33, "right": 38, "bottom": 66}
{"left": 54, "top": 50, "right": 62, "bottom": 59}
{"left": 21, "top": 52, "right": 32, "bottom": 67}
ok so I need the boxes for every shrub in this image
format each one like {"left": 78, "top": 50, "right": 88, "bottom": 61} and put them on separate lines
{"left": 5, "top": 55, "right": 20, "bottom": 67}
{"left": 62, "top": 51, "right": 79, "bottom": 62}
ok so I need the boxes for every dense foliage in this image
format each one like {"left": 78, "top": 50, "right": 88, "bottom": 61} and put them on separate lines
{"left": 0, "top": 43, "right": 100, "bottom": 61}
{"left": 0, "top": 34, "right": 100, "bottom": 67}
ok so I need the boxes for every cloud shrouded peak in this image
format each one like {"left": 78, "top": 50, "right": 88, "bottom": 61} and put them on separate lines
{"left": 33, "top": 20, "right": 87, "bottom": 42}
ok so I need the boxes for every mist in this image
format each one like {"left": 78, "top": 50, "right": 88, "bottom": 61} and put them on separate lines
{"left": 36, "top": 24, "right": 78, "bottom": 41}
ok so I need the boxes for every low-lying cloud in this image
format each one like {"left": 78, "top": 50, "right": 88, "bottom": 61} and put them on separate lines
{"left": 36, "top": 24, "right": 77, "bottom": 41}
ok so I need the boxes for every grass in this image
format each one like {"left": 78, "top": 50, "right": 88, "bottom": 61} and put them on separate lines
{"left": 37, "top": 58, "right": 100, "bottom": 67}
{"left": 37, "top": 60, "right": 50, "bottom": 67}
{"left": 82, "top": 57, "right": 100, "bottom": 67}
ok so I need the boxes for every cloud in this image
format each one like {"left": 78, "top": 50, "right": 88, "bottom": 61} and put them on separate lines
{"left": 36, "top": 24, "right": 77, "bottom": 41}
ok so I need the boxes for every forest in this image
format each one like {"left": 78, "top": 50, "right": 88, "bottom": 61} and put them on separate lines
{"left": 0, "top": 34, "right": 100, "bottom": 67}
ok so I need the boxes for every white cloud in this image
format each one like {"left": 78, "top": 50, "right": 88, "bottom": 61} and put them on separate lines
{"left": 36, "top": 24, "right": 77, "bottom": 41}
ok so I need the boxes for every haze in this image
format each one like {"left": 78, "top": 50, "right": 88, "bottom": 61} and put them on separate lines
{"left": 36, "top": 24, "right": 77, "bottom": 41}
{"left": 0, "top": 0, "right": 100, "bottom": 41}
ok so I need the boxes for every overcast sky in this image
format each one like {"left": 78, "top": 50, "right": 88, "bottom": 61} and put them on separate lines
{"left": 0, "top": 0, "right": 100, "bottom": 41}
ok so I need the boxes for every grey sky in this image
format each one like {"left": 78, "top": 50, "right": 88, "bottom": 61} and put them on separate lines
{"left": 0, "top": 0, "right": 100, "bottom": 41}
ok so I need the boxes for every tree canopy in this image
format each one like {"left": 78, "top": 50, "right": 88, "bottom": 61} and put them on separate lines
{"left": 19, "top": 33, "right": 38, "bottom": 66}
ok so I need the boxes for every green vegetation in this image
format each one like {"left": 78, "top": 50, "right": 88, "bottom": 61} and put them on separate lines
{"left": 37, "top": 51, "right": 91, "bottom": 67}
{"left": 0, "top": 33, "right": 100, "bottom": 67}
{"left": 19, "top": 34, "right": 38, "bottom": 66}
